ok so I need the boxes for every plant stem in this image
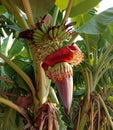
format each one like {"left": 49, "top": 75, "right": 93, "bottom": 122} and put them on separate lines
{"left": 77, "top": 68, "right": 91, "bottom": 130}
{"left": 97, "top": 93, "right": 113, "bottom": 129}
{"left": 1, "top": 0, "right": 29, "bottom": 30}
{"left": 62, "top": 0, "right": 74, "bottom": 24}
{"left": 36, "top": 63, "right": 51, "bottom": 104}
{"left": 78, "top": 97, "right": 89, "bottom": 130}
{"left": 0, "top": 97, "right": 30, "bottom": 123}
{"left": 83, "top": 68, "right": 90, "bottom": 101}
{"left": 51, "top": 6, "right": 59, "bottom": 26}
{"left": 22, "top": 0, "right": 35, "bottom": 28}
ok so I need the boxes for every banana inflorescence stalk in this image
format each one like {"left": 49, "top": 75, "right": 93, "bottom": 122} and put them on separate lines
{"left": 19, "top": 15, "right": 84, "bottom": 114}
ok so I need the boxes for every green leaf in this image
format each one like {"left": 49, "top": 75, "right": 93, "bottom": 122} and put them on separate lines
{"left": 55, "top": 0, "right": 69, "bottom": 11}
{"left": 108, "top": 21, "right": 113, "bottom": 36}
{"left": 56, "top": 109, "right": 67, "bottom": 130}
{"left": 0, "top": 5, "right": 7, "bottom": 15}
{"left": 0, "top": 15, "right": 20, "bottom": 37}
{"left": 0, "top": 108, "right": 24, "bottom": 130}
{"left": 3, "top": 60, "right": 33, "bottom": 91}
{"left": 11, "top": 0, "right": 55, "bottom": 21}
{"left": 108, "top": 96, "right": 113, "bottom": 102}
{"left": 72, "top": 9, "right": 96, "bottom": 28}
{"left": 102, "top": 27, "right": 113, "bottom": 45}
{"left": 78, "top": 7, "right": 113, "bottom": 34}
{"left": 4, "top": 53, "right": 29, "bottom": 78}
{"left": 74, "top": 88, "right": 86, "bottom": 96}
{"left": 1, "top": 37, "right": 9, "bottom": 55}
{"left": 15, "top": 74, "right": 30, "bottom": 92}
{"left": 70, "top": 0, "right": 102, "bottom": 17}
{"left": 0, "top": 52, "right": 36, "bottom": 102}
{"left": 8, "top": 39, "right": 24, "bottom": 58}
{"left": 4, "top": 62, "right": 16, "bottom": 77}
{"left": 109, "top": 68, "right": 113, "bottom": 83}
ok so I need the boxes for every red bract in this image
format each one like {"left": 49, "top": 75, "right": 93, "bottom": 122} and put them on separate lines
{"left": 56, "top": 76, "right": 73, "bottom": 115}
{"left": 43, "top": 46, "right": 73, "bottom": 68}
{"left": 42, "top": 43, "right": 84, "bottom": 70}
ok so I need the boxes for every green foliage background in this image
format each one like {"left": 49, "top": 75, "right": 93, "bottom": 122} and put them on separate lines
{"left": 0, "top": 0, "right": 113, "bottom": 130}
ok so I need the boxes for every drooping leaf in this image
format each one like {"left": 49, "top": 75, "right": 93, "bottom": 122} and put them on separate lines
{"left": 77, "top": 7, "right": 113, "bottom": 34}
{"left": 70, "top": 0, "right": 102, "bottom": 17}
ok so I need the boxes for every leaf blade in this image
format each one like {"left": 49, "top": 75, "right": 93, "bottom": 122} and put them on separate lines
{"left": 78, "top": 7, "right": 113, "bottom": 34}
{"left": 70, "top": 0, "right": 102, "bottom": 17}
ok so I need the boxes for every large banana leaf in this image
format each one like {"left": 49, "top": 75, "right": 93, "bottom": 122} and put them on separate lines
{"left": 70, "top": 0, "right": 102, "bottom": 17}
{"left": 77, "top": 7, "right": 113, "bottom": 34}
{"left": 56, "top": 0, "right": 101, "bottom": 17}
{"left": 11, "top": 0, "right": 55, "bottom": 20}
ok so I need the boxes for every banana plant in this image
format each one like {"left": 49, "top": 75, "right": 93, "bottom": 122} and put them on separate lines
{"left": 0, "top": 0, "right": 113, "bottom": 130}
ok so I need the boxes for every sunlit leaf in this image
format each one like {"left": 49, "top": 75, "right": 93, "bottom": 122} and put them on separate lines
{"left": 1, "top": 37, "right": 9, "bottom": 55}
{"left": 55, "top": 0, "right": 69, "bottom": 11}
{"left": 70, "top": 0, "right": 102, "bottom": 17}
{"left": 108, "top": 96, "right": 113, "bottom": 102}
